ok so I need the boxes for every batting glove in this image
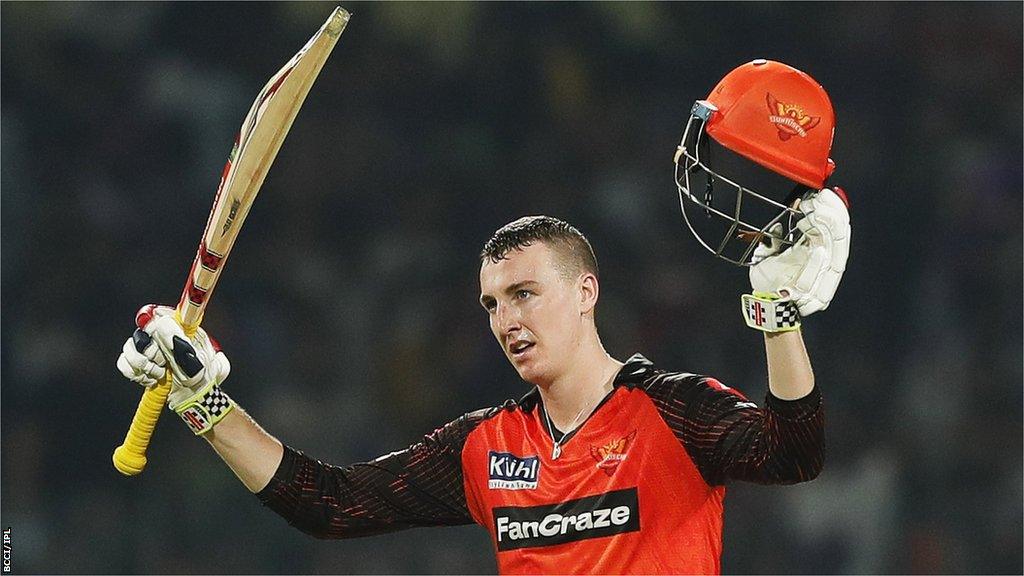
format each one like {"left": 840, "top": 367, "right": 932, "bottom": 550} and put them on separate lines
{"left": 116, "top": 304, "right": 234, "bottom": 435}
{"left": 744, "top": 188, "right": 850, "bottom": 330}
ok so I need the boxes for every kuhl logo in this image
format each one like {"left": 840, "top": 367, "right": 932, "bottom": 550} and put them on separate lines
{"left": 492, "top": 488, "right": 640, "bottom": 551}
{"left": 766, "top": 93, "right": 821, "bottom": 140}
{"left": 589, "top": 430, "right": 637, "bottom": 476}
{"left": 489, "top": 451, "right": 539, "bottom": 490}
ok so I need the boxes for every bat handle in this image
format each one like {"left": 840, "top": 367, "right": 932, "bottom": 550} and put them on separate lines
{"left": 113, "top": 372, "right": 172, "bottom": 476}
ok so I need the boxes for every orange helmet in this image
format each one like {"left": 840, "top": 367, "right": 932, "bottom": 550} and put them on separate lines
{"left": 673, "top": 59, "right": 840, "bottom": 265}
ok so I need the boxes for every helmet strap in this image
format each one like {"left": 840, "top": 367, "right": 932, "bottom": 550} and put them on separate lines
{"left": 701, "top": 132, "right": 715, "bottom": 217}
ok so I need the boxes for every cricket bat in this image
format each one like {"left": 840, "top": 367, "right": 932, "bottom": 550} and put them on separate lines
{"left": 113, "top": 6, "right": 350, "bottom": 476}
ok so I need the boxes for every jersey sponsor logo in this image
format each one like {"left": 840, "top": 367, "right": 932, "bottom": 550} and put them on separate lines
{"left": 488, "top": 451, "right": 539, "bottom": 490}
{"left": 766, "top": 92, "right": 821, "bottom": 140}
{"left": 492, "top": 488, "right": 640, "bottom": 550}
{"left": 589, "top": 430, "right": 636, "bottom": 476}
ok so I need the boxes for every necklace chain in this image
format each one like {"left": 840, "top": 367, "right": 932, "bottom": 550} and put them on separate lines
{"left": 541, "top": 366, "right": 621, "bottom": 460}
{"left": 544, "top": 403, "right": 588, "bottom": 460}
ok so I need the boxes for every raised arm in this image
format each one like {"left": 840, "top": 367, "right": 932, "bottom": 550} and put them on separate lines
{"left": 639, "top": 188, "right": 849, "bottom": 486}
{"left": 117, "top": 304, "right": 487, "bottom": 538}
{"left": 702, "top": 186, "right": 849, "bottom": 483}
{"left": 744, "top": 188, "right": 850, "bottom": 347}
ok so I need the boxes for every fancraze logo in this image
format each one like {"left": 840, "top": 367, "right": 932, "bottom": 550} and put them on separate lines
{"left": 492, "top": 488, "right": 640, "bottom": 550}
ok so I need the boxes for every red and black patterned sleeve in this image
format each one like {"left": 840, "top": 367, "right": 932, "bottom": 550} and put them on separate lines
{"left": 636, "top": 360, "right": 823, "bottom": 486}
{"left": 256, "top": 407, "right": 496, "bottom": 539}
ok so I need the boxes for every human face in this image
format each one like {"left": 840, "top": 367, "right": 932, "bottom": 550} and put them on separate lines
{"left": 479, "top": 243, "right": 587, "bottom": 386}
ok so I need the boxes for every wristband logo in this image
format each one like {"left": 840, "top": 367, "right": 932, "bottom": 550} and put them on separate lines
{"left": 489, "top": 451, "right": 540, "bottom": 490}
{"left": 748, "top": 299, "right": 766, "bottom": 327}
{"left": 180, "top": 406, "right": 209, "bottom": 434}
{"left": 493, "top": 488, "right": 640, "bottom": 550}
{"left": 766, "top": 93, "right": 821, "bottom": 140}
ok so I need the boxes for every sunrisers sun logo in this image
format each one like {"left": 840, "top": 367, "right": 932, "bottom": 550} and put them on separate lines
{"left": 766, "top": 93, "right": 820, "bottom": 140}
{"left": 492, "top": 488, "right": 640, "bottom": 551}
{"left": 590, "top": 430, "right": 636, "bottom": 476}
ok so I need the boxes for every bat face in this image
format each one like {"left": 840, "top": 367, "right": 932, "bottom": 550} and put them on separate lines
{"left": 176, "top": 7, "right": 350, "bottom": 330}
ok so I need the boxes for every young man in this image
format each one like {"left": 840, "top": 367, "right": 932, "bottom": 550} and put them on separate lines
{"left": 117, "top": 60, "right": 851, "bottom": 573}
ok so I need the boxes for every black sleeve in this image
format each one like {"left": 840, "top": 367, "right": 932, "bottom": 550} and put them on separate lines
{"left": 643, "top": 372, "right": 824, "bottom": 486}
{"left": 256, "top": 408, "right": 493, "bottom": 539}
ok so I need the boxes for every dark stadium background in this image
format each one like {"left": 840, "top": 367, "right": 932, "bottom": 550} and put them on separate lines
{"left": 2, "top": 2, "right": 1021, "bottom": 573}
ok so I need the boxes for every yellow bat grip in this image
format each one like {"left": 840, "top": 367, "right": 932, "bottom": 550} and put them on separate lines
{"left": 113, "top": 374, "right": 172, "bottom": 475}
{"left": 113, "top": 309, "right": 199, "bottom": 476}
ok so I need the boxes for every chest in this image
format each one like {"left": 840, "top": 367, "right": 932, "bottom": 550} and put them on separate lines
{"left": 461, "top": 389, "right": 711, "bottom": 546}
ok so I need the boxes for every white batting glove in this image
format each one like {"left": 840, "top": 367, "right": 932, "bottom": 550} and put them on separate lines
{"left": 117, "top": 327, "right": 168, "bottom": 387}
{"left": 116, "top": 304, "right": 234, "bottom": 434}
{"left": 747, "top": 187, "right": 851, "bottom": 318}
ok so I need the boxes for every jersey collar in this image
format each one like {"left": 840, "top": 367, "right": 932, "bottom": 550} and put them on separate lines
{"left": 614, "top": 353, "right": 656, "bottom": 388}
{"left": 515, "top": 352, "right": 654, "bottom": 413}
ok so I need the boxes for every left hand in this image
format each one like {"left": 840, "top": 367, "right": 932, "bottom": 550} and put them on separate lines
{"left": 749, "top": 188, "right": 850, "bottom": 316}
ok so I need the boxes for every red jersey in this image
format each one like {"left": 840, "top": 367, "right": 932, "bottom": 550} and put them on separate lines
{"left": 258, "top": 354, "right": 824, "bottom": 574}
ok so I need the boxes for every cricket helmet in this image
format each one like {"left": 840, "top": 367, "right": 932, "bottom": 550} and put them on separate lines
{"left": 673, "top": 59, "right": 839, "bottom": 265}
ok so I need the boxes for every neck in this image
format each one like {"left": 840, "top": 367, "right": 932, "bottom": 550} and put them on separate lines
{"left": 538, "top": 333, "right": 622, "bottom": 431}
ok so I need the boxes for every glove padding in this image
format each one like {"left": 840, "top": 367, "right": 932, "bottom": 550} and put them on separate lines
{"left": 117, "top": 329, "right": 167, "bottom": 387}
{"left": 749, "top": 188, "right": 850, "bottom": 316}
{"left": 116, "top": 304, "right": 233, "bottom": 434}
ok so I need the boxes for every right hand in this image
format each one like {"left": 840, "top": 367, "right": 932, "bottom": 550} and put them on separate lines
{"left": 117, "top": 304, "right": 231, "bottom": 413}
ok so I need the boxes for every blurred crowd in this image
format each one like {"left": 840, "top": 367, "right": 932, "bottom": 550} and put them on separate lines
{"left": 2, "top": 2, "right": 1021, "bottom": 574}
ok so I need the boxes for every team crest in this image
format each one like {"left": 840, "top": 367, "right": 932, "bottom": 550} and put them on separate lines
{"left": 589, "top": 430, "right": 637, "bottom": 476}
{"left": 766, "top": 93, "right": 820, "bottom": 140}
